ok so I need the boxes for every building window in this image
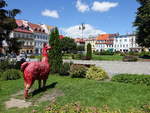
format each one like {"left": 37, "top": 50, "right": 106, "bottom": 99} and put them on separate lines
{"left": 26, "top": 42, "right": 29, "bottom": 46}
{"left": 18, "top": 33, "right": 20, "bottom": 37}
{"left": 14, "top": 33, "right": 16, "bottom": 37}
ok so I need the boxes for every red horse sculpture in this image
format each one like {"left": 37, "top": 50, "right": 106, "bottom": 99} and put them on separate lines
{"left": 21, "top": 43, "right": 51, "bottom": 99}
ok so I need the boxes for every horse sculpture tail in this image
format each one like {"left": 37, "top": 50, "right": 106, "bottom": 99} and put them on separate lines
{"left": 21, "top": 62, "right": 29, "bottom": 72}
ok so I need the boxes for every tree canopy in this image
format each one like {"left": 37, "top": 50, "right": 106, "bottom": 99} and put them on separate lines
{"left": 134, "top": 0, "right": 150, "bottom": 47}
{"left": 49, "top": 27, "right": 62, "bottom": 73}
{"left": 86, "top": 43, "right": 92, "bottom": 60}
{"left": 0, "top": 0, "right": 21, "bottom": 52}
{"left": 61, "top": 36, "right": 77, "bottom": 53}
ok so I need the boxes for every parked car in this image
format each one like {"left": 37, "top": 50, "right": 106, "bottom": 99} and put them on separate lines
{"left": 9, "top": 54, "right": 17, "bottom": 61}
{"left": 17, "top": 53, "right": 27, "bottom": 61}
{"left": 0, "top": 53, "right": 5, "bottom": 61}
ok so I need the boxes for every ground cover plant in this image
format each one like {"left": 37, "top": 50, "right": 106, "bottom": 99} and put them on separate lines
{"left": 0, "top": 74, "right": 150, "bottom": 113}
{"left": 112, "top": 74, "right": 150, "bottom": 86}
{"left": 86, "top": 66, "right": 108, "bottom": 80}
{"left": 69, "top": 64, "right": 87, "bottom": 78}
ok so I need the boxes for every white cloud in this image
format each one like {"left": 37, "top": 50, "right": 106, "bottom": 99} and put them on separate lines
{"left": 42, "top": 9, "right": 59, "bottom": 18}
{"left": 61, "top": 24, "right": 105, "bottom": 38}
{"left": 91, "top": 1, "right": 118, "bottom": 12}
{"left": 76, "top": 0, "right": 90, "bottom": 13}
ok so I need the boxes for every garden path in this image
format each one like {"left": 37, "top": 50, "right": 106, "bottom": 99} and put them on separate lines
{"left": 64, "top": 60, "right": 150, "bottom": 77}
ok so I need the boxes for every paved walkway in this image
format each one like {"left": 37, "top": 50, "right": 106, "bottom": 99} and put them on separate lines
{"left": 64, "top": 60, "right": 150, "bottom": 76}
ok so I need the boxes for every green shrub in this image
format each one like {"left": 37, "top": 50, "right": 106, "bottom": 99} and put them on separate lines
{"left": 100, "top": 50, "right": 114, "bottom": 55}
{"left": 128, "top": 51, "right": 139, "bottom": 56}
{"left": 69, "top": 64, "right": 87, "bottom": 78}
{"left": 86, "top": 66, "right": 108, "bottom": 80}
{"left": 139, "top": 51, "right": 150, "bottom": 58}
{"left": 111, "top": 74, "right": 150, "bottom": 86}
{"left": 122, "top": 55, "right": 138, "bottom": 62}
{"left": 93, "top": 50, "right": 100, "bottom": 55}
{"left": 0, "top": 71, "right": 3, "bottom": 80}
{"left": 77, "top": 53, "right": 84, "bottom": 59}
{"left": 29, "top": 55, "right": 35, "bottom": 59}
{"left": 0, "top": 59, "right": 14, "bottom": 71}
{"left": 59, "top": 62, "right": 72, "bottom": 76}
{"left": 114, "top": 51, "right": 126, "bottom": 56}
{"left": 1, "top": 69, "right": 22, "bottom": 80}
{"left": 71, "top": 54, "right": 75, "bottom": 59}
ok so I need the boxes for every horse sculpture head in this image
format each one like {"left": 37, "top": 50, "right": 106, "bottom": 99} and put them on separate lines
{"left": 42, "top": 43, "right": 51, "bottom": 57}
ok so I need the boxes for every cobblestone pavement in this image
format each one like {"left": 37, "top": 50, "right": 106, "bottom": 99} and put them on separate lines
{"left": 64, "top": 60, "right": 150, "bottom": 77}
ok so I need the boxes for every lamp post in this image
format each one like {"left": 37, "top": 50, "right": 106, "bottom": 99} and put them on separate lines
{"left": 79, "top": 23, "right": 85, "bottom": 39}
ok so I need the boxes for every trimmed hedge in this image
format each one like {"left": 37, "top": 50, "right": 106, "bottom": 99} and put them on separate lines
{"left": 111, "top": 74, "right": 150, "bottom": 86}
{"left": 1, "top": 69, "right": 22, "bottom": 80}
{"left": 86, "top": 66, "right": 108, "bottom": 81}
{"left": 122, "top": 56, "right": 138, "bottom": 62}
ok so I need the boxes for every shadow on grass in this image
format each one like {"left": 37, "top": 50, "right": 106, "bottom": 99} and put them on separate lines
{"left": 32, "top": 82, "right": 58, "bottom": 97}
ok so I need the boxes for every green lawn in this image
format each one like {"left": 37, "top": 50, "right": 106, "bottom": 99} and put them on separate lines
{"left": 92, "top": 55, "right": 123, "bottom": 61}
{"left": 63, "top": 54, "right": 123, "bottom": 61}
{"left": 0, "top": 75, "right": 150, "bottom": 112}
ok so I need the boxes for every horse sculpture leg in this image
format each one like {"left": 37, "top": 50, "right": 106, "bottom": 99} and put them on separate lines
{"left": 24, "top": 80, "right": 35, "bottom": 99}
{"left": 43, "top": 79, "right": 47, "bottom": 88}
{"left": 38, "top": 80, "right": 41, "bottom": 89}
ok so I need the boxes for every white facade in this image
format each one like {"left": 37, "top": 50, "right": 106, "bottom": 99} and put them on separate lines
{"left": 34, "top": 33, "right": 49, "bottom": 54}
{"left": 85, "top": 38, "right": 96, "bottom": 52}
{"left": 95, "top": 40, "right": 114, "bottom": 52}
{"left": 113, "top": 35, "right": 139, "bottom": 52}
{"left": 10, "top": 31, "right": 35, "bottom": 54}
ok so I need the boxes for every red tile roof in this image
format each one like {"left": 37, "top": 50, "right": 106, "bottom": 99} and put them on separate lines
{"left": 96, "top": 34, "right": 118, "bottom": 41}
{"left": 29, "top": 23, "right": 46, "bottom": 34}
{"left": 85, "top": 38, "right": 96, "bottom": 41}
{"left": 59, "top": 35, "right": 64, "bottom": 39}
{"left": 14, "top": 20, "right": 33, "bottom": 34}
{"left": 16, "top": 20, "right": 23, "bottom": 26}
{"left": 96, "top": 42, "right": 113, "bottom": 44}
{"left": 14, "top": 28, "right": 33, "bottom": 34}
{"left": 75, "top": 38, "right": 85, "bottom": 43}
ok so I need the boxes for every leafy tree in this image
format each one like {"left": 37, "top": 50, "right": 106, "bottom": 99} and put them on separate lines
{"left": 86, "top": 43, "right": 92, "bottom": 60}
{"left": 49, "top": 27, "right": 62, "bottom": 73}
{"left": 7, "top": 38, "right": 22, "bottom": 54}
{"left": 134, "top": 0, "right": 150, "bottom": 47}
{"left": 61, "top": 36, "right": 77, "bottom": 53}
{"left": 0, "top": 0, "right": 21, "bottom": 52}
{"left": 77, "top": 45, "right": 85, "bottom": 52}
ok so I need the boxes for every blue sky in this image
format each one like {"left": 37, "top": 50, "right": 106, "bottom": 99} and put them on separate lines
{"left": 7, "top": 0, "right": 139, "bottom": 38}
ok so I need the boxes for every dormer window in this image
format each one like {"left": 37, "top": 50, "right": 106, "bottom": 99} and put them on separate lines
{"left": 21, "top": 25, "right": 24, "bottom": 29}
{"left": 27, "top": 26, "right": 29, "bottom": 30}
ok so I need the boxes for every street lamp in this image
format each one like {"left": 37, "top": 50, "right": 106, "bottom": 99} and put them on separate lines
{"left": 79, "top": 23, "right": 85, "bottom": 39}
